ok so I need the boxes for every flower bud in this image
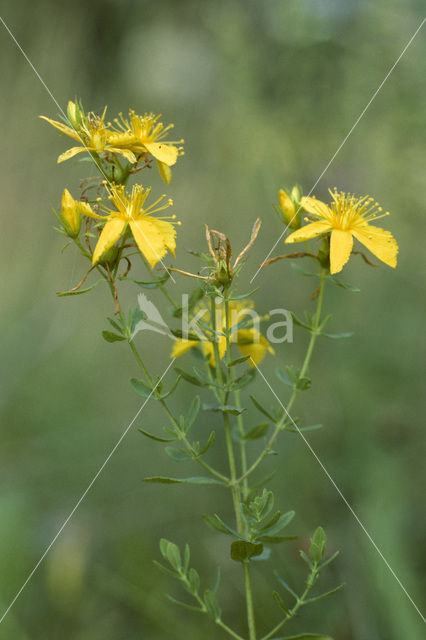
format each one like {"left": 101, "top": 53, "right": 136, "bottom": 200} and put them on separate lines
{"left": 278, "top": 187, "right": 301, "bottom": 229}
{"left": 61, "top": 189, "right": 81, "bottom": 238}
{"left": 67, "top": 100, "right": 83, "bottom": 131}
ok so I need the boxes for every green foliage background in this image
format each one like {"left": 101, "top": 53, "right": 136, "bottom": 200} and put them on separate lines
{"left": 0, "top": 1, "right": 424, "bottom": 638}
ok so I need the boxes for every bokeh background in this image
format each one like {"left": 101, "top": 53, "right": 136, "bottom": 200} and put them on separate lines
{"left": 0, "top": 0, "right": 425, "bottom": 638}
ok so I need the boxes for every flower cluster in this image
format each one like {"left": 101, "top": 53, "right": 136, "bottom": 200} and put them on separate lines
{"left": 43, "top": 101, "right": 184, "bottom": 270}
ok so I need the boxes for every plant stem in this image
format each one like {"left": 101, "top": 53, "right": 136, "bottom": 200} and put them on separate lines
{"left": 243, "top": 561, "right": 257, "bottom": 640}
{"left": 238, "top": 268, "right": 327, "bottom": 484}
{"left": 260, "top": 563, "right": 318, "bottom": 640}
{"left": 222, "top": 287, "right": 256, "bottom": 640}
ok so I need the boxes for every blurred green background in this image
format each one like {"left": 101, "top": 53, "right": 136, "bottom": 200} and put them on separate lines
{"left": 0, "top": 0, "right": 425, "bottom": 638}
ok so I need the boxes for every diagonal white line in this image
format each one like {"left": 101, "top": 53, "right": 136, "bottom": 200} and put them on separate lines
{"left": 0, "top": 358, "right": 175, "bottom": 625}
{"left": 250, "top": 16, "right": 426, "bottom": 283}
{"left": 252, "top": 360, "right": 426, "bottom": 623}
{"left": 0, "top": 14, "right": 177, "bottom": 282}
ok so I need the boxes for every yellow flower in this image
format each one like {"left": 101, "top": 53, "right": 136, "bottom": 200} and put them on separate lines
{"left": 40, "top": 104, "right": 136, "bottom": 164}
{"left": 110, "top": 111, "right": 184, "bottom": 179}
{"left": 81, "top": 184, "right": 179, "bottom": 267}
{"left": 60, "top": 188, "right": 93, "bottom": 237}
{"left": 285, "top": 189, "right": 398, "bottom": 274}
{"left": 171, "top": 300, "right": 274, "bottom": 366}
{"left": 278, "top": 186, "right": 301, "bottom": 229}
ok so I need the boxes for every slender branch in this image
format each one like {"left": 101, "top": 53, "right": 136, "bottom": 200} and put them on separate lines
{"left": 237, "top": 268, "right": 327, "bottom": 484}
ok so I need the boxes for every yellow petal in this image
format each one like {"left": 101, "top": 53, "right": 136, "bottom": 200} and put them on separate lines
{"left": 57, "top": 146, "right": 88, "bottom": 163}
{"left": 39, "top": 115, "right": 81, "bottom": 141}
{"left": 202, "top": 336, "right": 227, "bottom": 367}
{"left": 157, "top": 160, "right": 172, "bottom": 184}
{"left": 329, "top": 229, "right": 353, "bottom": 274}
{"left": 285, "top": 221, "right": 331, "bottom": 243}
{"left": 61, "top": 189, "right": 79, "bottom": 234}
{"left": 108, "top": 146, "right": 137, "bottom": 163}
{"left": 237, "top": 330, "right": 274, "bottom": 366}
{"left": 130, "top": 218, "right": 175, "bottom": 268}
{"left": 352, "top": 225, "right": 398, "bottom": 268}
{"left": 300, "top": 197, "right": 332, "bottom": 220}
{"left": 78, "top": 201, "right": 105, "bottom": 220}
{"left": 278, "top": 189, "right": 295, "bottom": 219}
{"left": 171, "top": 339, "right": 198, "bottom": 358}
{"left": 92, "top": 218, "right": 126, "bottom": 264}
{"left": 143, "top": 142, "right": 178, "bottom": 166}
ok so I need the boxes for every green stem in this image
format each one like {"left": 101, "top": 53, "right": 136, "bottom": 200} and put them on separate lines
{"left": 243, "top": 561, "right": 257, "bottom": 640}
{"left": 222, "top": 288, "right": 256, "bottom": 640}
{"left": 260, "top": 563, "right": 318, "bottom": 640}
{"left": 238, "top": 268, "right": 327, "bottom": 484}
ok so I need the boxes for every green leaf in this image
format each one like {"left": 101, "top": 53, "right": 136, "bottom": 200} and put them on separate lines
{"left": 119, "top": 273, "right": 170, "bottom": 289}
{"left": 227, "top": 354, "right": 251, "bottom": 367}
{"left": 291, "top": 262, "right": 320, "bottom": 277}
{"left": 229, "top": 287, "right": 259, "bottom": 300}
{"left": 272, "top": 590, "right": 289, "bottom": 613}
{"left": 284, "top": 424, "right": 323, "bottom": 433}
{"left": 138, "top": 429, "right": 176, "bottom": 443}
{"left": 261, "top": 511, "right": 295, "bottom": 536}
{"left": 199, "top": 431, "right": 216, "bottom": 456}
{"left": 250, "top": 395, "right": 275, "bottom": 421}
{"left": 270, "top": 634, "right": 333, "bottom": 640}
{"left": 230, "top": 540, "right": 263, "bottom": 562}
{"left": 129, "top": 308, "right": 145, "bottom": 334}
{"left": 258, "top": 535, "right": 297, "bottom": 544}
{"left": 165, "top": 447, "right": 192, "bottom": 461}
{"left": 57, "top": 278, "right": 104, "bottom": 296}
{"left": 187, "top": 567, "right": 200, "bottom": 595}
{"left": 166, "top": 594, "right": 201, "bottom": 612}
{"left": 186, "top": 395, "right": 201, "bottom": 429}
{"left": 304, "top": 583, "right": 345, "bottom": 604}
{"left": 159, "top": 538, "right": 182, "bottom": 571}
{"left": 319, "top": 550, "right": 340, "bottom": 569}
{"left": 170, "top": 329, "right": 201, "bottom": 341}
{"left": 130, "top": 377, "right": 153, "bottom": 398}
{"left": 320, "top": 331, "right": 354, "bottom": 339}
{"left": 232, "top": 369, "right": 256, "bottom": 390}
{"left": 107, "top": 316, "right": 122, "bottom": 333}
{"left": 175, "top": 368, "right": 206, "bottom": 387}
{"left": 202, "top": 404, "right": 245, "bottom": 415}
{"left": 276, "top": 368, "right": 293, "bottom": 387}
{"left": 244, "top": 422, "right": 269, "bottom": 440}
{"left": 309, "top": 526, "right": 327, "bottom": 563}
{"left": 102, "top": 330, "right": 126, "bottom": 343}
{"left": 144, "top": 476, "right": 223, "bottom": 485}
{"left": 160, "top": 374, "right": 182, "bottom": 399}
{"left": 328, "top": 275, "right": 360, "bottom": 292}
{"left": 291, "top": 312, "right": 312, "bottom": 330}
{"left": 296, "top": 376, "right": 311, "bottom": 390}
{"left": 202, "top": 514, "right": 245, "bottom": 539}
{"left": 274, "top": 571, "right": 298, "bottom": 600}
{"left": 204, "top": 589, "right": 221, "bottom": 620}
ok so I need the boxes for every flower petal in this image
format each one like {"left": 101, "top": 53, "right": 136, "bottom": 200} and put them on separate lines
{"left": 39, "top": 116, "right": 81, "bottom": 141}
{"left": 92, "top": 218, "right": 126, "bottom": 264}
{"left": 352, "top": 225, "right": 398, "bottom": 268}
{"left": 300, "top": 197, "right": 332, "bottom": 221}
{"left": 285, "top": 221, "right": 331, "bottom": 243}
{"left": 157, "top": 160, "right": 172, "bottom": 184}
{"left": 143, "top": 142, "right": 178, "bottom": 166}
{"left": 130, "top": 218, "right": 176, "bottom": 268}
{"left": 330, "top": 229, "right": 353, "bottom": 274}
{"left": 237, "top": 330, "right": 274, "bottom": 366}
{"left": 108, "top": 146, "right": 137, "bottom": 163}
{"left": 78, "top": 201, "right": 105, "bottom": 220}
{"left": 57, "top": 146, "right": 88, "bottom": 163}
{"left": 171, "top": 339, "right": 198, "bottom": 358}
